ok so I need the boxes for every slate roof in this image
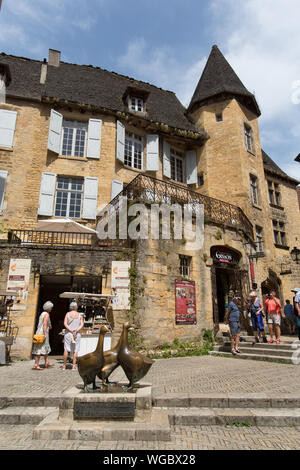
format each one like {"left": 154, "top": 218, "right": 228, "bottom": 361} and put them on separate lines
{"left": 262, "top": 150, "right": 299, "bottom": 185}
{"left": 188, "top": 45, "right": 261, "bottom": 116}
{"left": 0, "top": 52, "right": 201, "bottom": 135}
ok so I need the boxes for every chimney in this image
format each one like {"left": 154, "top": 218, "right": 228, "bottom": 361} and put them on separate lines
{"left": 40, "top": 58, "right": 47, "bottom": 84}
{"left": 48, "top": 49, "right": 61, "bottom": 67}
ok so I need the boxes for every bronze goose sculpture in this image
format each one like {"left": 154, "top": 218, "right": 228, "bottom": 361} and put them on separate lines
{"left": 77, "top": 324, "right": 109, "bottom": 392}
{"left": 117, "top": 322, "right": 155, "bottom": 390}
{"left": 98, "top": 323, "right": 126, "bottom": 387}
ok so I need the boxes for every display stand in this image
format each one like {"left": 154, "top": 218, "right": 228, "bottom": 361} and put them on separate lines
{"left": 59, "top": 293, "right": 115, "bottom": 356}
{"left": 0, "top": 291, "right": 19, "bottom": 364}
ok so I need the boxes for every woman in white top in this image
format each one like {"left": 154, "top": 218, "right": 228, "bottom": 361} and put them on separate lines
{"left": 63, "top": 302, "right": 84, "bottom": 370}
{"left": 32, "top": 301, "right": 54, "bottom": 370}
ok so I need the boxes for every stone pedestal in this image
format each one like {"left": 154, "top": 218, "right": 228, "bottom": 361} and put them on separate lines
{"left": 33, "top": 383, "right": 170, "bottom": 441}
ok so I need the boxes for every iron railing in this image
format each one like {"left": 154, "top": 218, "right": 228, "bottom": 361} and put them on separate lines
{"left": 106, "top": 174, "right": 254, "bottom": 240}
{"left": 6, "top": 230, "right": 115, "bottom": 248}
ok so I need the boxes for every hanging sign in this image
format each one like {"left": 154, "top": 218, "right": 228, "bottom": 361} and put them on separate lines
{"left": 111, "top": 261, "right": 131, "bottom": 310}
{"left": 7, "top": 259, "right": 31, "bottom": 310}
{"left": 215, "top": 251, "right": 233, "bottom": 263}
{"left": 175, "top": 279, "right": 197, "bottom": 325}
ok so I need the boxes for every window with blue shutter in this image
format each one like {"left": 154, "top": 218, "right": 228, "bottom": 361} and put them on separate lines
{"left": 146, "top": 134, "right": 159, "bottom": 171}
{"left": 82, "top": 177, "right": 98, "bottom": 220}
{"left": 38, "top": 172, "right": 57, "bottom": 216}
{"left": 48, "top": 110, "right": 63, "bottom": 154}
{"left": 0, "top": 109, "right": 17, "bottom": 148}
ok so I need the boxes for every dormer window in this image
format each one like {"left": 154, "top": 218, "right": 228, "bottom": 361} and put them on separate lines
{"left": 130, "top": 97, "right": 144, "bottom": 113}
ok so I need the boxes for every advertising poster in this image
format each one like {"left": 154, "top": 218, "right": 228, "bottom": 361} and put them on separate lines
{"left": 7, "top": 259, "right": 32, "bottom": 311}
{"left": 111, "top": 261, "right": 131, "bottom": 310}
{"left": 175, "top": 279, "right": 197, "bottom": 325}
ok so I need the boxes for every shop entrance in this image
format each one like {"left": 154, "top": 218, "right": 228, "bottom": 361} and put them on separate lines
{"left": 36, "top": 275, "right": 102, "bottom": 355}
{"left": 215, "top": 267, "right": 237, "bottom": 323}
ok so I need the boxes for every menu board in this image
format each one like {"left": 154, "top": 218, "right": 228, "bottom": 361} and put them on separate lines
{"left": 111, "top": 261, "right": 131, "bottom": 310}
{"left": 175, "top": 280, "right": 197, "bottom": 325}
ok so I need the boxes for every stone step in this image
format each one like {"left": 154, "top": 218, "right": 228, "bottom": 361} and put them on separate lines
{"left": 210, "top": 350, "right": 295, "bottom": 364}
{"left": 166, "top": 407, "right": 300, "bottom": 427}
{"left": 0, "top": 407, "right": 57, "bottom": 425}
{"left": 0, "top": 395, "right": 61, "bottom": 409}
{"left": 33, "top": 408, "right": 170, "bottom": 442}
{"left": 153, "top": 393, "right": 300, "bottom": 409}
{"left": 222, "top": 341, "right": 297, "bottom": 351}
{"left": 214, "top": 345, "right": 294, "bottom": 358}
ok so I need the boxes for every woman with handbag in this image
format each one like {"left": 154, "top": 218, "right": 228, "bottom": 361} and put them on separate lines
{"left": 32, "top": 301, "right": 54, "bottom": 370}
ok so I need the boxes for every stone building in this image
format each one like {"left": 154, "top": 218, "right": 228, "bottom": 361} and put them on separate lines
{"left": 0, "top": 45, "right": 299, "bottom": 358}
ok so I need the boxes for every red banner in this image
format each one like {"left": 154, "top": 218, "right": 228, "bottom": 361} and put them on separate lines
{"left": 175, "top": 280, "right": 197, "bottom": 325}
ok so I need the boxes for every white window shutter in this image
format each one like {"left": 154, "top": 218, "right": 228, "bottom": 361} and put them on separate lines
{"left": 163, "top": 141, "right": 171, "bottom": 178}
{"left": 82, "top": 177, "right": 98, "bottom": 220}
{"left": 0, "top": 170, "right": 8, "bottom": 211}
{"left": 116, "top": 120, "right": 125, "bottom": 163}
{"left": 0, "top": 110, "right": 17, "bottom": 148}
{"left": 186, "top": 150, "right": 197, "bottom": 185}
{"left": 47, "top": 109, "right": 63, "bottom": 154}
{"left": 111, "top": 180, "right": 123, "bottom": 201}
{"left": 87, "top": 119, "right": 102, "bottom": 159}
{"left": 38, "top": 172, "right": 56, "bottom": 216}
{"left": 146, "top": 134, "right": 159, "bottom": 171}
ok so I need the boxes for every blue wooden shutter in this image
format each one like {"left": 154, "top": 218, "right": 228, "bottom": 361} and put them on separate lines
{"left": 82, "top": 177, "right": 98, "bottom": 220}
{"left": 146, "top": 134, "right": 159, "bottom": 171}
{"left": 87, "top": 119, "right": 102, "bottom": 159}
{"left": 111, "top": 180, "right": 123, "bottom": 201}
{"left": 47, "top": 109, "right": 63, "bottom": 154}
{"left": 38, "top": 172, "right": 56, "bottom": 216}
{"left": 0, "top": 170, "right": 8, "bottom": 211}
{"left": 116, "top": 120, "right": 125, "bottom": 163}
{"left": 0, "top": 110, "right": 17, "bottom": 148}
{"left": 186, "top": 150, "right": 197, "bottom": 185}
{"left": 163, "top": 141, "right": 171, "bottom": 178}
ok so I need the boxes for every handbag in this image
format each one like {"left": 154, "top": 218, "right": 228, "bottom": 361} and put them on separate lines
{"left": 33, "top": 334, "right": 45, "bottom": 344}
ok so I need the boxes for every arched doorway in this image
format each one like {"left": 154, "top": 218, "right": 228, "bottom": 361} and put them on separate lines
{"left": 261, "top": 269, "right": 282, "bottom": 303}
{"left": 210, "top": 246, "right": 250, "bottom": 332}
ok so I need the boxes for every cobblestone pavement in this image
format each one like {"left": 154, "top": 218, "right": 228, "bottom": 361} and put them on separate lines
{"left": 0, "top": 423, "right": 300, "bottom": 450}
{"left": 1, "top": 355, "right": 300, "bottom": 450}
{"left": 1, "top": 354, "right": 300, "bottom": 396}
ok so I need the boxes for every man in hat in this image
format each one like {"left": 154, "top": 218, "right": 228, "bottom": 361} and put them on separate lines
{"left": 225, "top": 295, "right": 242, "bottom": 355}
{"left": 248, "top": 291, "right": 268, "bottom": 343}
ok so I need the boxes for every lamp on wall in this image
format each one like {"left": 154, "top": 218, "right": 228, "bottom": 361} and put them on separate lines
{"left": 291, "top": 246, "right": 300, "bottom": 264}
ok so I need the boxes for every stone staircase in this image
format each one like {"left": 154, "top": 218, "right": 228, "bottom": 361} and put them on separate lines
{"left": 210, "top": 332, "right": 299, "bottom": 364}
{"left": 153, "top": 393, "right": 300, "bottom": 427}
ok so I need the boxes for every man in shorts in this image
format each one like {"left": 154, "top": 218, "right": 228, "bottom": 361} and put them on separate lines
{"left": 265, "top": 290, "right": 281, "bottom": 344}
{"left": 225, "top": 295, "right": 241, "bottom": 355}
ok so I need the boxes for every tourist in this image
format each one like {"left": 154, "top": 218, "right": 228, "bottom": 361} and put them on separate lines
{"left": 284, "top": 299, "right": 295, "bottom": 334}
{"left": 248, "top": 291, "right": 268, "bottom": 343}
{"left": 63, "top": 302, "right": 84, "bottom": 370}
{"left": 292, "top": 289, "right": 300, "bottom": 341}
{"left": 225, "top": 295, "right": 241, "bottom": 355}
{"left": 265, "top": 290, "right": 281, "bottom": 344}
{"left": 32, "top": 301, "right": 54, "bottom": 371}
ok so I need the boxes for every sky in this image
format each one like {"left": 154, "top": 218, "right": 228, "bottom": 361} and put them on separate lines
{"left": 0, "top": 0, "right": 299, "bottom": 180}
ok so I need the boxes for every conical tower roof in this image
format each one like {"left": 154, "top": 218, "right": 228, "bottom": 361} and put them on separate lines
{"left": 188, "top": 45, "right": 261, "bottom": 116}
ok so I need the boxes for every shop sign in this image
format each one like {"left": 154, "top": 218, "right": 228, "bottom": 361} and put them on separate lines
{"left": 7, "top": 259, "right": 31, "bottom": 310}
{"left": 111, "top": 261, "right": 131, "bottom": 310}
{"left": 175, "top": 279, "right": 197, "bottom": 325}
{"left": 215, "top": 251, "right": 233, "bottom": 263}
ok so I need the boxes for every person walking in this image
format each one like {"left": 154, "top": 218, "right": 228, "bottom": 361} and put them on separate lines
{"left": 225, "top": 295, "right": 242, "bottom": 355}
{"left": 249, "top": 291, "right": 268, "bottom": 343}
{"left": 284, "top": 299, "right": 295, "bottom": 334}
{"left": 32, "top": 301, "right": 54, "bottom": 370}
{"left": 62, "top": 302, "right": 84, "bottom": 370}
{"left": 292, "top": 288, "right": 300, "bottom": 341}
{"left": 265, "top": 290, "right": 282, "bottom": 344}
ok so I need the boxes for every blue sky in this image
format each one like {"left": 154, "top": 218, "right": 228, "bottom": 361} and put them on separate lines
{"left": 0, "top": 0, "right": 300, "bottom": 179}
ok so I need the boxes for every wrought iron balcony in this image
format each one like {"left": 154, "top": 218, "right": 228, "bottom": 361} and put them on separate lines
{"left": 107, "top": 174, "right": 254, "bottom": 240}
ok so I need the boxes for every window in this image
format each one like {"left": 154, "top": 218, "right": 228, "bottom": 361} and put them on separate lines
{"left": 216, "top": 113, "right": 223, "bottom": 122}
{"left": 130, "top": 97, "right": 144, "bottom": 113}
{"left": 244, "top": 124, "right": 253, "bottom": 152}
{"left": 255, "top": 226, "right": 264, "bottom": 253}
{"left": 54, "top": 177, "right": 84, "bottom": 218}
{"left": 250, "top": 175, "right": 259, "bottom": 205}
{"left": 124, "top": 132, "right": 143, "bottom": 169}
{"left": 198, "top": 173, "right": 204, "bottom": 187}
{"left": 268, "top": 180, "right": 281, "bottom": 206}
{"left": 61, "top": 120, "right": 88, "bottom": 158}
{"left": 170, "top": 148, "right": 184, "bottom": 183}
{"left": 180, "top": 256, "right": 191, "bottom": 277}
{"left": 273, "top": 220, "right": 286, "bottom": 247}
